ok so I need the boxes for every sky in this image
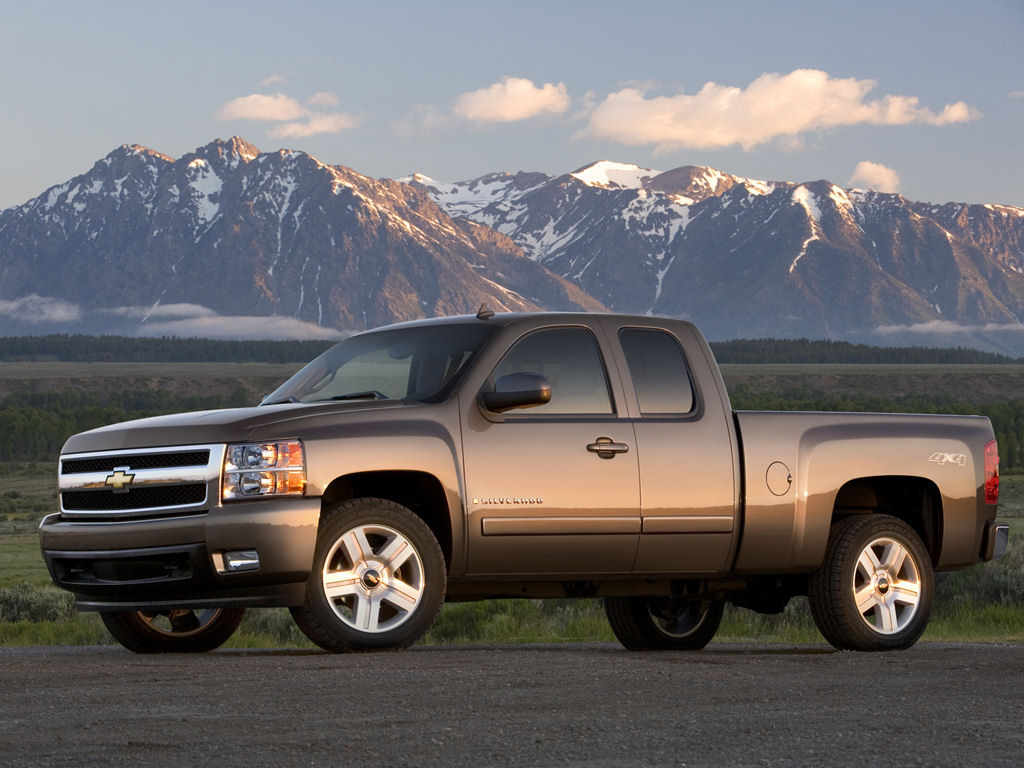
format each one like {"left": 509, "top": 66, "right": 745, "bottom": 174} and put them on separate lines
{"left": 1, "top": 0, "right": 1022, "bottom": 211}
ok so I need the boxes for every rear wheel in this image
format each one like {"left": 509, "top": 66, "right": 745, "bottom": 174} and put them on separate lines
{"left": 290, "top": 498, "right": 446, "bottom": 652}
{"left": 605, "top": 595, "right": 724, "bottom": 650}
{"left": 808, "top": 514, "right": 933, "bottom": 651}
{"left": 100, "top": 607, "right": 245, "bottom": 653}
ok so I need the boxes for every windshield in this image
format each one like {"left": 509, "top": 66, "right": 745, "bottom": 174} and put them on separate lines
{"left": 262, "top": 322, "right": 498, "bottom": 405}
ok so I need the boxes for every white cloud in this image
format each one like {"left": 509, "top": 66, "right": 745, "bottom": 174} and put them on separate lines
{"left": 101, "top": 303, "right": 218, "bottom": 320}
{"left": 875, "top": 320, "right": 1024, "bottom": 335}
{"left": 307, "top": 92, "right": 340, "bottom": 108}
{"left": 849, "top": 161, "right": 901, "bottom": 193}
{"left": 582, "top": 69, "right": 981, "bottom": 151}
{"left": 215, "top": 93, "right": 308, "bottom": 122}
{"left": 270, "top": 113, "right": 359, "bottom": 138}
{"left": 454, "top": 77, "right": 570, "bottom": 123}
{"left": 97, "top": 303, "right": 343, "bottom": 339}
{"left": 135, "top": 314, "right": 346, "bottom": 341}
{"left": 216, "top": 91, "right": 358, "bottom": 138}
{"left": 1011, "top": 90, "right": 1024, "bottom": 99}
{"left": 0, "top": 294, "right": 81, "bottom": 324}
{"left": 260, "top": 74, "right": 287, "bottom": 86}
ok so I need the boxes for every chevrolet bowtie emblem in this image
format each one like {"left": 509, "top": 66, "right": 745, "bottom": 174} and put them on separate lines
{"left": 104, "top": 467, "right": 136, "bottom": 492}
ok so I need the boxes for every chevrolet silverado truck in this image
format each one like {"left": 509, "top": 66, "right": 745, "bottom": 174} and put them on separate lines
{"left": 40, "top": 312, "right": 1009, "bottom": 653}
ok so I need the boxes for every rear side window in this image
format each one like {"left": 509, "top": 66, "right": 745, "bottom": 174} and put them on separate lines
{"left": 490, "top": 327, "right": 613, "bottom": 415}
{"left": 619, "top": 328, "right": 694, "bottom": 415}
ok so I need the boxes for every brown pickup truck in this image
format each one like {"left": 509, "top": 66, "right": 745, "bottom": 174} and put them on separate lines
{"left": 40, "top": 312, "right": 1009, "bottom": 653}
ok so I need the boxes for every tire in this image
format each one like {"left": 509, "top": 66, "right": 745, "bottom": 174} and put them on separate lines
{"left": 100, "top": 607, "right": 245, "bottom": 653}
{"left": 808, "top": 514, "right": 933, "bottom": 652}
{"left": 604, "top": 595, "right": 724, "bottom": 650}
{"left": 290, "top": 498, "right": 446, "bottom": 652}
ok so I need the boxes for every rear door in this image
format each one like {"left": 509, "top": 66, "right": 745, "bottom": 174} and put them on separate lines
{"left": 603, "top": 319, "right": 740, "bottom": 575}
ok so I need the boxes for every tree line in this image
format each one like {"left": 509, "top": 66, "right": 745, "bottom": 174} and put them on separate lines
{"left": 0, "top": 334, "right": 1020, "bottom": 365}
{"left": 0, "top": 335, "right": 335, "bottom": 363}
{"left": 0, "top": 389, "right": 250, "bottom": 461}
{"left": 710, "top": 338, "right": 1020, "bottom": 364}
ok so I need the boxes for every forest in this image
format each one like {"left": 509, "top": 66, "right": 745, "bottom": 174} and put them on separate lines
{"left": 0, "top": 334, "right": 1020, "bottom": 365}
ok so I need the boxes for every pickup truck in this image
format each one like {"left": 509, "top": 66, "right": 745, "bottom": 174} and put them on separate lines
{"left": 40, "top": 311, "right": 1009, "bottom": 653}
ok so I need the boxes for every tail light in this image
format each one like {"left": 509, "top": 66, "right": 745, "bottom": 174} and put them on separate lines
{"left": 984, "top": 439, "right": 999, "bottom": 505}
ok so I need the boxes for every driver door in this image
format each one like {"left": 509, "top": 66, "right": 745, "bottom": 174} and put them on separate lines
{"left": 461, "top": 326, "right": 641, "bottom": 576}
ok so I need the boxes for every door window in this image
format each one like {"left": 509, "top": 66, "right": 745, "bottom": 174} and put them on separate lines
{"left": 619, "top": 329, "right": 695, "bottom": 415}
{"left": 489, "top": 328, "right": 613, "bottom": 415}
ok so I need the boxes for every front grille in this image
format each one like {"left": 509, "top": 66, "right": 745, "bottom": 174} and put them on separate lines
{"left": 59, "top": 444, "right": 222, "bottom": 519}
{"left": 62, "top": 484, "right": 207, "bottom": 511}
{"left": 62, "top": 451, "right": 210, "bottom": 474}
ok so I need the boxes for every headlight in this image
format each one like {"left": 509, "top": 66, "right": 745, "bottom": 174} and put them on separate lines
{"left": 222, "top": 440, "right": 305, "bottom": 501}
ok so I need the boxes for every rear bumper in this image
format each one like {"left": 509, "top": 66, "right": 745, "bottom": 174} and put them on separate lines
{"left": 39, "top": 497, "right": 320, "bottom": 610}
{"left": 982, "top": 520, "right": 1010, "bottom": 561}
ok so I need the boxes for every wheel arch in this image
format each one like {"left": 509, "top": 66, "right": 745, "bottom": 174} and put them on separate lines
{"left": 320, "top": 470, "right": 454, "bottom": 570}
{"left": 830, "top": 476, "right": 943, "bottom": 565}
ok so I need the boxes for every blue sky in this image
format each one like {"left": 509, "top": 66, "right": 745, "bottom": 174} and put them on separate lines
{"left": 1, "top": 0, "right": 1021, "bottom": 210}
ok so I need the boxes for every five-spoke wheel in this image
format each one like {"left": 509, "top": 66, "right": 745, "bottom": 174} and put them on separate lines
{"left": 291, "top": 498, "right": 446, "bottom": 651}
{"left": 320, "top": 521, "right": 427, "bottom": 634}
{"left": 809, "top": 514, "right": 933, "bottom": 651}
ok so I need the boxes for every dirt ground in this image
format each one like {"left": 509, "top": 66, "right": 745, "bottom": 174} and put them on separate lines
{"left": 1, "top": 642, "right": 1020, "bottom": 767}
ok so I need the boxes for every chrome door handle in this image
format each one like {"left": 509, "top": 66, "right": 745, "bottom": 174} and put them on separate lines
{"left": 587, "top": 437, "right": 629, "bottom": 459}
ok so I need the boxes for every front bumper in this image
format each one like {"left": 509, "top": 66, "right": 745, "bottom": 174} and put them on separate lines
{"left": 40, "top": 497, "right": 321, "bottom": 611}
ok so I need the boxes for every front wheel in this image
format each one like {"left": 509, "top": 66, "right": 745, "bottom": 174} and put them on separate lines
{"left": 100, "top": 608, "right": 245, "bottom": 653}
{"left": 605, "top": 596, "right": 724, "bottom": 650}
{"left": 808, "top": 514, "right": 933, "bottom": 651}
{"left": 290, "top": 498, "right": 446, "bottom": 652}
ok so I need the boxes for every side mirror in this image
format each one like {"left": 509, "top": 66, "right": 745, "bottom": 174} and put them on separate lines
{"left": 480, "top": 372, "right": 552, "bottom": 413}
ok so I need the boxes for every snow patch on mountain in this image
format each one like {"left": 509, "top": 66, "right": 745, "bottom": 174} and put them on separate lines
{"left": 186, "top": 158, "right": 222, "bottom": 231}
{"left": 789, "top": 186, "right": 824, "bottom": 274}
{"left": 571, "top": 161, "right": 659, "bottom": 190}
{"left": 791, "top": 185, "right": 822, "bottom": 221}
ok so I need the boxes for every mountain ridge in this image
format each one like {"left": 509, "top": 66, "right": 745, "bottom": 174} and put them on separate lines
{"left": 2, "top": 138, "right": 1024, "bottom": 352}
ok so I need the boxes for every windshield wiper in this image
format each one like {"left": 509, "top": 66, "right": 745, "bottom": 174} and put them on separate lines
{"left": 322, "top": 390, "right": 390, "bottom": 401}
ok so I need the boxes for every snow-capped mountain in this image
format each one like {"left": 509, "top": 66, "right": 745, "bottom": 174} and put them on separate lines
{"left": 0, "top": 138, "right": 602, "bottom": 335}
{"left": 409, "top": 161, "right": 1024, "bottom": 348}
{"left": 3, "top": 141, "right": 1024, "bottom": 351}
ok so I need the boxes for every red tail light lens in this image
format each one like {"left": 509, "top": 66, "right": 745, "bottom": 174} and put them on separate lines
{"left": 984, "top": 439, "right": 999, "bottom": 505}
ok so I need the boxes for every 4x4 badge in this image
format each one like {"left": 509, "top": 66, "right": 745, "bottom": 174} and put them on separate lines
{"left": 104, "top": 467, "right": 136, "bottom": 492}
{"left": 929, "top": 452, "right": 966, "bottom": 467}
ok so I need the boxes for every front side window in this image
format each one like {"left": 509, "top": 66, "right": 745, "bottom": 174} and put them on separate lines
{"left": 619, "top": 328, "right": 695, "bottom": 415}
{"left": 488, "top": 327, "right": 613, "bottom": 415}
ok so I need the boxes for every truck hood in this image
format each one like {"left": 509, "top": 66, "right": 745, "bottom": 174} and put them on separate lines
{"left": 60, "top": 400, "right": 409, "bottom": 454}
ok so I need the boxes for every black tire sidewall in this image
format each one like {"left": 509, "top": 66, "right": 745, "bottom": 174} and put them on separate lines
{"left": 605, "top": 596, "right": 724, "bottom": 651}
{"left": 100, "top": 607, "right": 245, "bottom": 653}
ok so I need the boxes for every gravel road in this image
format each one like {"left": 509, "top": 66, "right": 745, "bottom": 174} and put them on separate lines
{"left": 1, "top": 642, "right": 1020, "bottom": 767}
